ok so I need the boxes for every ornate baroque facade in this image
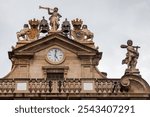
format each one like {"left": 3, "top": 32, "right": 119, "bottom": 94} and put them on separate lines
{"left": 0, "top": 6, "right": 150, "bottom": 99}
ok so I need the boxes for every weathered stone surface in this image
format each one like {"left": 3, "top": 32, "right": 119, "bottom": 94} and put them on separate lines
{"left": 6, "top": 33, "right": 104, "bottom": 79}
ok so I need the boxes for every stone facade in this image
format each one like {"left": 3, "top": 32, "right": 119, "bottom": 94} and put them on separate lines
{"left": 6, "top": 33, "right": 105, "bottom": 79}
{"left": 0, "top": 7, "right": 150, "bottom": 100}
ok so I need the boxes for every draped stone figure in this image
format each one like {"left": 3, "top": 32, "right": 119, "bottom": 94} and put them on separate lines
{"left": 39, "top": 6, "right": 62, "bottom": 32}
{"left": 121, "top": 40, "right": 140, "bottom": 75}
{"left": 48, "top": 7, "right": 62, "bottom": 31}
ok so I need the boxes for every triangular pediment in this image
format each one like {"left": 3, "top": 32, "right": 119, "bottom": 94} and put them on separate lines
{"left": 10, "top": 33, "right": 101, "bottom": 59}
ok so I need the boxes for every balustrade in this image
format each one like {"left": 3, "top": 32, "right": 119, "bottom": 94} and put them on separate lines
{"left": 0, "top": 78, "right": 121, "bottom": 95}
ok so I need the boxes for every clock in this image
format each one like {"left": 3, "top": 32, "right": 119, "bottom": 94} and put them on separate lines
{"left": 47, "top": 48, "right": 65, "bottom": 64}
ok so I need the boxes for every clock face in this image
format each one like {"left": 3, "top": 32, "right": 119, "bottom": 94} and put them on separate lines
{"left": 47, "top": 48, "right": 64, "bottom": 64}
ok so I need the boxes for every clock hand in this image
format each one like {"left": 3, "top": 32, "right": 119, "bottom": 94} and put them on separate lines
{"left": 54, "top": 49, "right": 58, "bottom": 60}
{"left": 55, "top": 55, "right": 58, "bottom": 59}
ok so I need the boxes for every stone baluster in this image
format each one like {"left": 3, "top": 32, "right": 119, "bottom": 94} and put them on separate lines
{"left": 41, "top": 80, "right": 46, "bottom": 93}
{"left": 7, "top": 81, "right": 12, "bottom": 93}
{"left": 32, "top": 81, "right": 36, "bottom": 93}
{"left": 107, "top": 81, "right": 112, "bottom": 93}
{"left": 3, "top": 81, "right": 7, "bottom": 93}
{"left": 70, "top": 80, "right": 74, "bottom": 93}
{"left": 35, "top": 81, "right": 39, "bottom": 93}
{"left": 67, "top": 80, "right": 71, "bottom": 93}
{"left": 51, "top": 80, "right": 59, "bottom": 93}
{"left": 64, "top": 80, "right": 69, "bottom": 93}
{"left": 29, "top": 80, "right": 36, "bottom": 93}
{"left": 74, "top": 79, "right": 81, "bottom": 93}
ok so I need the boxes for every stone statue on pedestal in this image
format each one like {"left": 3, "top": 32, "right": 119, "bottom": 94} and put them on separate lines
{"left": 121, "top": 40, "right": 140, "bottom": 75}
{"left": 39, "top": 6, "right": 62, "bottom": 32}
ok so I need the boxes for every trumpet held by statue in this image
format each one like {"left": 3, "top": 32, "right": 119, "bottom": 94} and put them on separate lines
{"left": 39, "top": 6, "right": 53, "bottom": 10}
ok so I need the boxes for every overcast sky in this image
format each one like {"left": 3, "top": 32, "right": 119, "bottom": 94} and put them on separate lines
{"left": 0, "top": 0, "right": 150, "bottom": 84}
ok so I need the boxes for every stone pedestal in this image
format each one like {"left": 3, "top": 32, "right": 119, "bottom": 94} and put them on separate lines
{"left": 125, "top": 68, "right": 140, "bottom": 76}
